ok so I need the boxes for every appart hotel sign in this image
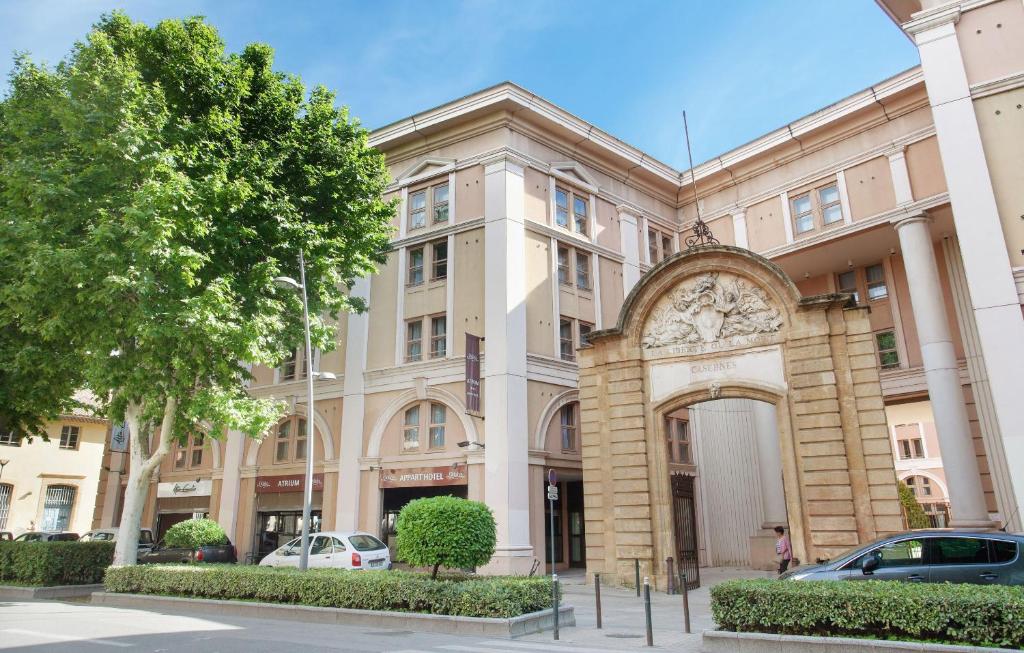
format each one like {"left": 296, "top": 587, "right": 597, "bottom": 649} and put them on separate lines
{"left": 378, "top": 465, "right": 468, "bottom": 489}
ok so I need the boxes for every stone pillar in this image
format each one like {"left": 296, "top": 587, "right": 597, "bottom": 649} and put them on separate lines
{"left": 616, "top": 206, "right": 642, "bottom": 293}
{"left": 732, "top": 209, "right": 749, "bottom": 250}
{"left": 216, "top": 429, "right": 246, "bottom": 541}
{"left": 894, "top": 214, "right": 991, "bottom": 527}
{"left": 336, "top": 276, "right": 371, "bottom": 531}
{"left": 482, "top": 154, "right": 533, "bottom": 573}
{"left": 753, "top": 401, "right": 787, "bottom": 527}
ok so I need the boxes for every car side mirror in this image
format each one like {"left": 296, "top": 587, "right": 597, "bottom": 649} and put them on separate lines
{"left": 862, "top": 555, "right": 879, "bottom": 575}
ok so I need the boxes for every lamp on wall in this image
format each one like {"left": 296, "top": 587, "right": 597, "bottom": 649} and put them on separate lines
{"left": 457, "top": 441, "right": 484, "bottom": 449}
{"left": 0, "top": 459, "right": 8, "bottom": 482}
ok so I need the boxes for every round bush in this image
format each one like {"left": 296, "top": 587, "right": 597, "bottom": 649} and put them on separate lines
{"left": 395, "top": 496, "right": 496, "bottom": 578}
{"left": 163, "top": 518, "right": 228, "bottom": 549}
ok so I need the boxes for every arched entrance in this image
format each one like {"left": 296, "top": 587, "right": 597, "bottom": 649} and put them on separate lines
{"left": 578, "top": 246, "right": 903, "bottom": 590}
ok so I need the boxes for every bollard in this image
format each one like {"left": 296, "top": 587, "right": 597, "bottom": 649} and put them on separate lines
{"left": 666, "top": 557, "right": 675, "bottom": 595}
{"left": 643, "top": 576, "right": 654, "bottom": 647}
{"left": 552, "top": 573, "right": 560, "bottom": 640}
{"left": 594, "top": 572, "right": 603, "bottom": 629}
{"left": 635, "top": 558, "right": 641, "bottom": 597}
{"left": 681, "top": 572, "right": 691, "bottom": 634}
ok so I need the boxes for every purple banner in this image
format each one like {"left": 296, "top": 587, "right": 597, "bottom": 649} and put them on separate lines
{"left": 466, "top": 333, "right": 481, "bottom": 413}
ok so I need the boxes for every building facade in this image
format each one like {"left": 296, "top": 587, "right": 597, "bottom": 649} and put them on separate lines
{"left": 92, "top": 0, "right": 1024, "bottom": 577}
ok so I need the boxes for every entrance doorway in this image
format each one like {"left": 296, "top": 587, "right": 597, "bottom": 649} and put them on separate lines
{"left": 256, "top": 510, "right": 322, "bottom": 558}
{"left": 671, "top": 474, "right": 699, "bottom": 589}
{"left": 156, "top": 511, "right": 207, "bottom": 542}
{"left": 542, "top": 479, "right": 586, "bottom": 570}
{"left": 380, "top": 485, "right": 467, "bottom": 553}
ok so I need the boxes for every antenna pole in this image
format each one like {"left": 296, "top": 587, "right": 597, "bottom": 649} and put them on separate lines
{"left": 681, "top": 111, "right": 718, "bottom": 249}
{"left": 683, "top": 111, "right": 702, "bottom": 223}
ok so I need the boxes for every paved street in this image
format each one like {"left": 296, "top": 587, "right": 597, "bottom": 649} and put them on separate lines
{"left": 0, "top": 568, "right": 770, "bottom": 652}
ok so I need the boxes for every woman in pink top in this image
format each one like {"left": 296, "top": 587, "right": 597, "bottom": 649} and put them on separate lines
{"left": 774, "top": 525, "right": 793, "bottom": 574}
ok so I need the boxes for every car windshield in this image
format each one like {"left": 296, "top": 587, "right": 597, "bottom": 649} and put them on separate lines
{"left": 15, "top": 533, "right": 44, "bottom": 541}
{"left": 347, "top": 534, "right": 386, "bottom": 551}
{"left": 81, "top": 532, "right": 114, "bottom": 542}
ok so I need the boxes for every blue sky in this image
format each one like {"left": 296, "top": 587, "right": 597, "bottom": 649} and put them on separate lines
{"left": 0, "top": 0, "right": 919, "bottom": 168}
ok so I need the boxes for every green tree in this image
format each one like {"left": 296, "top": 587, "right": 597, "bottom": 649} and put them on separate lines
{"left": 0, "top": 12, "right": 394, "bottom": 565}
{"left": 396, "top": 496, "right": 497, "bottom": 579}
{"left": 898, "top": 481, "right": 931, "bottom": 529}
{"left": 163, "top": 518, "right": 228, "bottom": 549}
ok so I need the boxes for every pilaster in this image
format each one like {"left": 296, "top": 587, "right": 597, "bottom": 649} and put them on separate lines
{"left": 616, "top": 206, "right": 642, "bottom": 293}
{"left": 336, "top": 276, "right": 371, "bottom": 531}
{"left": 216, "top": 429, "right": 246, "bottom": 541}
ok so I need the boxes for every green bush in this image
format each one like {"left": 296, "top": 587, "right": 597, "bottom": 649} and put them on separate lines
{"left": 898, "top": 481, "right": 931, "bottom": 529}
{"left": 163, "top": 518, "right": 228, "bottom": 549}
{"left": 396, "top": 496, "right": 496, "bottom": 579}
{"left": 711, "top": 579, "right": 1024, "bottom": 649}
{"left": 0, "top": 541, "right": 114, "bottom": 586}
{"left": 104, "top": 564, "right": 555, "bottom": 618}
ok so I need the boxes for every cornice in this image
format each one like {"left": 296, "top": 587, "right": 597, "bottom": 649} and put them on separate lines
{"left": 904, "top": 3, "right": 960, "bottom": 37}
{"left": 523, "top": 220, "right": 626, "bottom": 264}
{"left": 970, "top": 72, "right": 1024, "bottom": 100}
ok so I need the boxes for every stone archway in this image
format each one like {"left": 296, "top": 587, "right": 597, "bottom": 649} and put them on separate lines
{"left": 579, "top": 245, "right": 903, "bottom": 589}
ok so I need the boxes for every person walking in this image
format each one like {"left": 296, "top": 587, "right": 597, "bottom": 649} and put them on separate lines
{"left": 774, "top": 525, "right": 793, "bottom": 574}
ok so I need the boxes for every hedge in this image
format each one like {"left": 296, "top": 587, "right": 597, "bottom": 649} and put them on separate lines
{"left": 711, "top": 579, "right": 1024, "bottom": 649}
{"left": 104, "top": 564, "right": 557, "bottom": 618}
{"left": 0, "top": 541, "right": 114, "bottom": 586}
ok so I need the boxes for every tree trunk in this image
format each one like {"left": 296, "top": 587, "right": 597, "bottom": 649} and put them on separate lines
{"left": 432, "top": 562, "right": 440, "bottom": 580}
{"left": 112, "top": 397, "right": 178, "bottom": 566}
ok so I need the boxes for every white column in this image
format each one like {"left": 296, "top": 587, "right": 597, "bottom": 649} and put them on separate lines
{"left": 731, "top": 209, "right": 749, "bottom": 250}
{"left": 887, "top": 148, "right": 913, "bottom": 205}
{"left": 482, "top": 155, "right": 533, "bottom": 573}
{"left": 617, "top": 206, "right": 642, "bottom": 292}
{"left": 216, "top": 429, "right": 246, "bottom": 539}
{"left": 779, "top": 191, "right": 795, "bottom": 244}
{"left": 752, "top": 401, "right": 787, "bottom": 527}
{"left": 641, "top": 216, "right": 652, "bottom": 265}
{"left": 549, "top": 237, "right": 561, "bottom": 354}
{"left": 445, "top": 234, "right": 455, "bottom": 358}
{"left": 336, "top": 276, "right": 371, "bottom": 531}
{"left": 894, "top": 214, "right": 991, "bottom": 527}
{"left": 394, "top": 247, "right": 406, "bottom": 367}
{"left": 593, "top": 254, "right": 603, "bottom": 330}
{"left": 912, "top": 16, "right": 1024, "bottom": 528}
{"left": 836, "top": 170, "right": 854, "bottom": 226}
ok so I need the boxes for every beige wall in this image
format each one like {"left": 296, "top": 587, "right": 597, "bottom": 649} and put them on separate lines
{"left": 956, "top": 0, "right": 1024, "bottom": 86}
{"left": 975, "top": 87, "right": 1024, "bottom": 268}
{"left": 845, "top": 157, "right": 897, "bottom": 221}
{"left": 525, "top": 232, "right": 555, "bottom": 357}
{"left": 452, "top": 227, "right": 485, "bottom": 356}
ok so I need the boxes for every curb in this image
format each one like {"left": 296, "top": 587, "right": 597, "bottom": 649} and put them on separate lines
{"left": 703, "top": 630, "right": 1008, "bottom": 653}
{"left": 0, "top": 584, "right": 105, "bottom": 600}
{"left": 91, "top": 592, "right": 575, "bottom": 638}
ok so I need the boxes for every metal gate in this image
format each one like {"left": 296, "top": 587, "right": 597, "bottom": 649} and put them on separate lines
{"left": 41, "top": 485, "right": 76, "bottom": 531}
{"left": 671, "top": 474, "right": 700, "bottom": 590}
{"left": 0, "top": 484, "right": 11, "bottom": 531}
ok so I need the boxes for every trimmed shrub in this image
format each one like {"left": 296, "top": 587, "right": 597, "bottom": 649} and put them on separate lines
{"left": 396, "top": 496, "right": 496, "bottom": 579}
{"left": 163, "top": 518, "right": 228, "bottom": 549}
{"left": 898, "top": 481, "right": 931, "bottom": 529}
{"left": 104, "top": 564, "right": 555, "bottom": 618}
{"left": 711, "top": 579, "right": 1024, "bottom": 649}
{"left": 0, "top": 541, "right": 114, "bottom": 586}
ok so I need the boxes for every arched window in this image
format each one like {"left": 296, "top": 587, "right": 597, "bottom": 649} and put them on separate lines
{"left": 905, "top": 475, "right": 933, "bottom": 499}
{"left": 0, "top": 483, "right": 12, "bottom": 530}
{"left": 41, "top": 484, "right": 76, "bottom": 531}
{"left": 173, "top": 433, "right": 206, "bottom": 470}
{"left": 401, "top": 402, "right": 448, "bottom": 452}
{"left": 274, "top": 416, "right": 308, "bottom": 463}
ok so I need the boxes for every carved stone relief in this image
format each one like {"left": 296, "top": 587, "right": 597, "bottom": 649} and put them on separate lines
{"left": 642, "top": 272, "right": 783, "bottom": 349}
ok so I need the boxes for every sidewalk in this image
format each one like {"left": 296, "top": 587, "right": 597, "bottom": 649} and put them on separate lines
{"left": 517, "top": 567, "right": 774, "bottom": 651}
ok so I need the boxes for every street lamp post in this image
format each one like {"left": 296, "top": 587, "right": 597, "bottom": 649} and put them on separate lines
{"left": 274, "top": 249, "right": 323, "bottom": 572}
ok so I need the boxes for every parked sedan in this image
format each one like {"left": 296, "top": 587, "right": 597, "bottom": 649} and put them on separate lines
{"left": 783, "top": 530, "right": 1023, "bottom": 585}
{"left": 139, "top": 539, "right": 237, "bottom": 564}
{"left": 79, "top": 528, "right": 156, "bottom": 553}
{"left": 259, "top": 531, "right": 391, "bottom": 570}
{"left": 13, "top": 531, "right": 79, "bottom": 542}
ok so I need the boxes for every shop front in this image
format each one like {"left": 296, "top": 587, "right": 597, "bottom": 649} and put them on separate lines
{"left": 379, "top": 464, "right": 468, "bottom": 551}
{"left": 253, "top": 473, "right": 324, "bottom": 560}
{"left": 155, "top": 479, "right": 212, "bottom": 541}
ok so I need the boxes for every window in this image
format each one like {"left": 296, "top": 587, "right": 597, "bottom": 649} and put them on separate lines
{"left": 560, "top": 404, "right": 577, "bottom": 451}
{"left": 837, "top": 271, "right": 859, "bottom": 304}
{"left": 666, "top": 418, "right": 691, "bottom": 464}
{"left": 899, "top": 438, "right": 924, "bottom": 460}
{"left": 409, "top": 190, "right": 427, "bottom": 230}
{"left": 432, "top": 241, "right": 448, "bottom": 280}
{"left": 991, "top": 539, "right": 1018, "bottom": 564}
{"left": 578, "top": 322, "right": 593, "bottom": 347}
{"left": 175, "top": 433, "right": 205, "bottom": 469}
{"left": 573, "top": 196, "right": 588, "bottom": 235}
{"left": 928, "top": 537, "right": 989, "bottom": 565}
{"left": 430, "top": 315, "right": 446, "bottom": 358}
{"left": 876, "top": 330, "right": 899, "bottom": 369}
{"left": 866, "top": 263, "right": 888, "bottom": 300}
{"left": 274, "top": 416, "right": 308, "bottom": 463}
{"left": 895, "top": 424, "right": 924, "bottom": 460}
{"left": 408, "top": 248, "right": 424, "bottom": 286}
{"left": 0, "top": 430, "right": 18, "bottom": 446}
{"left": 0, "top": 484, "right": 11, "bottom": 530}
{"left": 557, "top": 247, "right": 570, "bottom": 285}
{"left": 432, "top": 184, "right": 449, "bottom": 223}
{"left": 41, "top": 485, "right": 76, "bottom": 531}
{"left": 406, "top": 320, "right": 423, "bottom": 362}
{"left": 429, "top": 403, "right": 446, "bottom": 449}
{"left": 280, "top": 349, "right": 298, "bottom": 381}
{"left": 403, "top": 406, "right": 420, "bottom": 451}
{"left": 867, "top": 538, "right": 924, "bottom": 569}
{"left": 819, "top": 184, "right": 843, "bottom": 225}
{"left": 905, "top": 475, "right": 933, "bottom": 498}
{"left": 559, "top": 318, "right": 574, "bottom": 361}
{"left": 555, "top": 188, "right": 569, "bottom": 228}
{"left": 576, "top": 252, "right": 591, "bottom": 290}
{"left": 59, "top": 425, "right": 80, "bottom": 450}
{"left": 792, "top": 193, "right": 814, "bottom": 233}
{"left": 662, "top": 235, "right": 673, "bottom": 259}
{"left": 649, "top": 230, "right": 659, "bottom": 263}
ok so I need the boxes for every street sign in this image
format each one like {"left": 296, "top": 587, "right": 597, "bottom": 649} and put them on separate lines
{"left": 547, "top": 469, "right": 557, "bottom": 485}
{"left": 547, "top": 485, "right": 559, "bottom": 501}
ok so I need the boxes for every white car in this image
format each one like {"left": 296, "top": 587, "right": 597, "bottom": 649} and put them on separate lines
{"left": 258, "top": 531, "right": 391, "bottom": 570}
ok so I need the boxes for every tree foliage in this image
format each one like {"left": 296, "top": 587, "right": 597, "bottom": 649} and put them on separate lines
{"left": 163, "top": 518, "right": 228, "bottom": 549}
{"left": 0, "top": 12, "right": 395, "bottom": 562}
{"left": 898, "top": 481, "right": 931, "bottom": 529}
{"left": 395, "top": 496, "right": 497, "bottom": 579}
